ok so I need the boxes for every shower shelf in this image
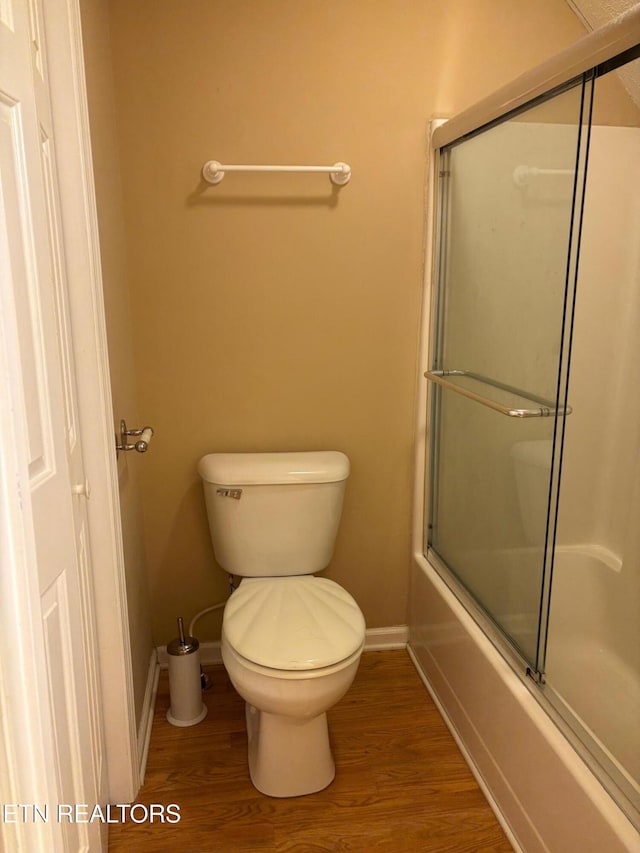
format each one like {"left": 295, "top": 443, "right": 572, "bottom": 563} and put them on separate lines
{"left": 424, "top": 369, "right": 572, "bottom": 418}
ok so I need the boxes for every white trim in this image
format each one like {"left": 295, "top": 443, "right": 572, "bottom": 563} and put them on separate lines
{"left": 196, "top": 642, "right": 222, "bottom": 666}
{"left": 411, "top": 119, "right": 445, "bottom": 560}
{"left": 0, "top": 211, "right": 63, "bottom": 853}
{"left": 364, "top": 625, "right": 409, "bottom": 650}
{"left": 156, "top": 626, "right": 409, "bottom": 670}
{"left": 406, "top": 645, "right": 524, "bottom": 853}
{"left": 137, "top": 651, "right": 160, "bottom": 785}
{"left": 42, "top": 0, "right": 138, "bottom": 802}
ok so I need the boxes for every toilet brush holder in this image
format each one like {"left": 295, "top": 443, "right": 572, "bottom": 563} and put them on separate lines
{"left": 166, "top": 617, "right": 208, "bottom": 727}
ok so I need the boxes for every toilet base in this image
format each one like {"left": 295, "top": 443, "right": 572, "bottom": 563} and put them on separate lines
{"left": 245, "top": 703, "right": 335, "bottom": 798}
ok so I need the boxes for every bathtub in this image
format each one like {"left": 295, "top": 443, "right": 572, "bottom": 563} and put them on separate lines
{"left": 545, "top": 545, "right": 640, "bottom": 789}
{"left": 408, "top": 551, "right": 640, "bottom": 853}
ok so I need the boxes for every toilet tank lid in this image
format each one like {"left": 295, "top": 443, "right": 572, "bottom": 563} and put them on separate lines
{"left": 197, "top": 451, "right": 350, "bottom": 485}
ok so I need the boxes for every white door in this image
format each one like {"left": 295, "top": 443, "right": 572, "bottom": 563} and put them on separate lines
{"left": 1, "top": 0, "right": 107, "bottom": 850}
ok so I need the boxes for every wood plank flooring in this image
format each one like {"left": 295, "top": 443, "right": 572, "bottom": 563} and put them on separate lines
{"left": 108, "top": 650, "right": 513, "bottom": 852}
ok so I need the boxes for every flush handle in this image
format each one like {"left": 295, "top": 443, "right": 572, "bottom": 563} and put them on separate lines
{"left": 216, "top": 488, "right": 243, "bottom": 500}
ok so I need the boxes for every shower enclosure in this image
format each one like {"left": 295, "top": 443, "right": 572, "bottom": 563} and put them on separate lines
{"left": 410, "top": 14, "right": 639, "bottom": 853}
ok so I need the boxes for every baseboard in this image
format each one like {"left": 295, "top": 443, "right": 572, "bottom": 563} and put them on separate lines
{"left": 364, "top": 625, "right": 409, "bottom": 650}
{"left": 156, "top": 625, "right": 409, "bottom": 669}
{"left": 137, "top": 649, "right": 160, "bottom": 785}
{"left": 197, "top": 642, "right": 223, "bottom": 666}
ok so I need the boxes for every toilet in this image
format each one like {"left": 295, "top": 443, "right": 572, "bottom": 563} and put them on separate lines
{"left": 197, "top": 450, "right": 366, "bottom": 798}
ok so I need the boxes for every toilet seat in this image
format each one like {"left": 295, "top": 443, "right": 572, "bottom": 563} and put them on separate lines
{"left": 222, "top": 636, "right": 364, "bottom": 682}
{"left": 223, "top": 576, "right": 365, "bottom": 672}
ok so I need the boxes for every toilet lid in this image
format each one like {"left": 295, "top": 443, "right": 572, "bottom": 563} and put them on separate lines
{"left": 223, "top": 577, "right": 365, "bottom": 671}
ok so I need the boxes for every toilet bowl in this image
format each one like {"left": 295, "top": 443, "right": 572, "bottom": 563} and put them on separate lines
{"left": 222, "top": 577, "right": 364, "bottom": 797}
{"left": 197, "top": 451, "right": 366, "bottom": 797}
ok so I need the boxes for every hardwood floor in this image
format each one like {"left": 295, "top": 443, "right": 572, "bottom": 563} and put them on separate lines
{"left": 108, "top": 650, "right": 513, "bottom": 852}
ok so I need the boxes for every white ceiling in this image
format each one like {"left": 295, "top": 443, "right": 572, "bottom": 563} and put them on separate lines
{"left": 567, "top": 0, "right": 640, "bottom": 107}
{"left": 567, "top": 0, "right": 640, "bottom": 30}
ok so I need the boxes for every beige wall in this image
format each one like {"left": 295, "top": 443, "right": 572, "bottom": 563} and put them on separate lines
{"left": 105, "top": 0, "right": 588, "bottom": 644}
{"left": 80, "top": 0, "right": 154, "bottom": 728}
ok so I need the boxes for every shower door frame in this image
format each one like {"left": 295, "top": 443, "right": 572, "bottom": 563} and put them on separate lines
{"left": 412, "top": 9, "right": 640, "bottom": 832}
{"left": 425, "top": 71, "right": 594, "bottom": 679}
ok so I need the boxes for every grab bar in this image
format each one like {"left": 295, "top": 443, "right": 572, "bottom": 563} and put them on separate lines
{"left": 424, "top": 370, "right": 572, "bottom": 418}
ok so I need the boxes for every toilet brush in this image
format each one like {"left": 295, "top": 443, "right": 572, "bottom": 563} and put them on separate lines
{"left": 166, "top": 617, "right": 208, "bottom": 727}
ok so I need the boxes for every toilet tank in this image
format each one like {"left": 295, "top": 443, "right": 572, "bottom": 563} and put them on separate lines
{"left": 197, "top": 451, "right": 350, "bottom": 577}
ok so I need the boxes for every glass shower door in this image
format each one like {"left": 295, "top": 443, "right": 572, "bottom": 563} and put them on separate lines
{"left": 426, "top": 78, "right": 593, "bottom": 670}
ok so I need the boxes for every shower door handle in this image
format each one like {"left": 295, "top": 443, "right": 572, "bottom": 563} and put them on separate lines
{"left": 424, "top": 370, "right": 572, "bottom": 418}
